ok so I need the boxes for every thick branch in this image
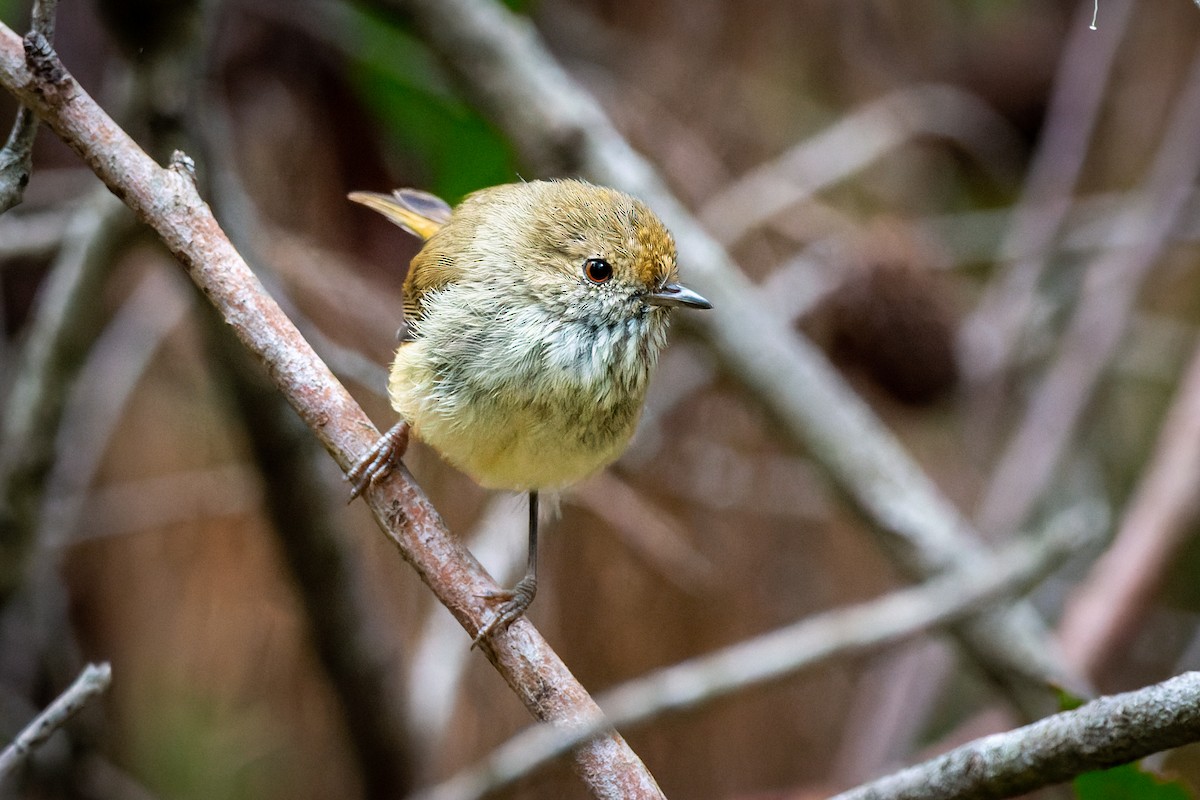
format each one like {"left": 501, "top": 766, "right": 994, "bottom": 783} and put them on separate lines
{"left": 831, "top": 671, "right": 1200, "bottom": 800}
{"left": 383, "top": 0, "right": 1081, "bottom": 712}
{"left": 0, "top": 24, "right": 662, "bottom": 800}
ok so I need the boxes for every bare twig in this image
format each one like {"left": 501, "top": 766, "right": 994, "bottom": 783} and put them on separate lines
{"left": 0, "top": 189, "right": 135, "bottom": 602}
{"left": 0, "top": 25, "right": 663, "bottom": 799}
{"left": 1059, "top": 335, "right": 1200, "bottom": 678}
{"left": 414, "top": 505, "right": 1097, "bottom": 800}
{"left": 0, "top": 662, "right": 111, "bottom": 781}
{"left": 0, "top": 0, "right": 57, "bottom": 212}
{"left": 830, "top": 670, "right": 1200, "bottom": 800}
{"left": 699, "top": 83, "right": 1022, "bottom": 245}
{"left": 381, "top": 0, "right": 1083, "bottom": 713}
{"left": 976, "top": 43, "right": 1200, "bottom": 538}
{"left": 918, "top": 189, "right": 1200, "bottom": 270}
{"left": 959, "top": 0, "right": 1134, "bottom": 385}
{"left": 36, "top": 268, "right": 191, "bottom": 549}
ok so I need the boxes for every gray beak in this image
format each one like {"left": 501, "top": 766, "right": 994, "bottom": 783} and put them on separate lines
{"left": 645, "top": 282, "right": 712, "bottom": 310}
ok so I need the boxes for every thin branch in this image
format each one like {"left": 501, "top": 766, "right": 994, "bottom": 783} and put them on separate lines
{"left": 830, "top": 670, "right": 1200, "bottom": 800}
{"left": 413, "top": 504, "right": 1097, "bottom": 800}
{"left": 0, "top": 189, "right": 135, "bottom": 602}
{"left": 36, "top": 267, "right": 191, "bottom": 550}
{"left": 1059, "top": 333, "right": 1200, "bottom": 678}
{"left": 0, "top": 96, "right": 38, "bottom": 214}
{"left": 959, "top": 0, "right": 1133, "bottom": 385}
{"left": 0, "top": 662, "right": 111, "bottom": 781}
{"left": 381, "top": 0, "right": 1083, "bottom": 714}
{"left": 25, "top": 1, "right": 56, "bottom": 45}
{"left": 698, "top": 83, "right": 1022, "bottom": 246}
{"left": 975, "top": 42, "right": 1200, "bottom": 538}
{"left": 0, "top": 25, "right": 663, "bottom": 800}
{"left": 0, "top": 0, "right": 57, "bottom": 213}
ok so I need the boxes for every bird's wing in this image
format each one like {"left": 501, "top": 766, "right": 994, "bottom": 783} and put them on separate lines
{"left": 401, "top": 227, "right": 469, "bottom": 334}
{"left": 349, "top": 188, "right": 458, "bottom": 340}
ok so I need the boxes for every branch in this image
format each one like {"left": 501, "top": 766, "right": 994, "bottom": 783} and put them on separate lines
{"left": 698, "top": 83, "right": 1022, "bottom": 245}
{"left": 959, "top": 0, "right": 1133, "bottom": 384}
{"left": 381, "top": 0, "right": 1083, "bottom": 713}
{"left": 0, "top": 662, "right": 111, "bottom": 780}
{"left": 0, "top": 0, "right": 57, "bottom": 212}
{"left": 37, "top": 268, "right": 190, "bottom": 548}
{"left": 975, "top": 44, "right": 1200, "bottom": 538}
{"left": 0, "top": 189, "right": 134, "bottom": 602}
{"left": 415, "top": 505, "right": 1097, "bottom": 800}
{"left": 0, "top": 24, "right": 663, "bottom": 800}
{"left": 831, "top": 671, "right": 1200, "bottom": 800}
{"left": 1059, "top": 332, "right": 1200, "bottom": 677}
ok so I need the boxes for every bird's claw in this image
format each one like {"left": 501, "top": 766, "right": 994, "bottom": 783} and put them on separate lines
{"left": 471, "top": 576, "right": 537, "bottom": 648}
{"left": 346, "top": 421, "right": 410, "bottom": 500}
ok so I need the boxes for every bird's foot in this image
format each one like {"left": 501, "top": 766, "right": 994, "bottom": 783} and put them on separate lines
{"left": 346, "top": 420, "right": 410, "bottom": 500}
{"left": 472, "top": 575, "right": 537, "bottom": 648}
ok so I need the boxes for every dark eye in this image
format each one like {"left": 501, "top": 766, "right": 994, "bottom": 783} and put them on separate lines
{"left": 584, "top": 257, "right": 613, "bottom": 284}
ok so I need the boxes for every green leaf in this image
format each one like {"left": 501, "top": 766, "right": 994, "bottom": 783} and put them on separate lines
{"left": 341, "top": 4, "right": 519, "bottom": 202}
{"left": 0, "top": 0, "right": 26, "bottom": 27}
{"left": 1073, "top": 762, "right": 1194, "bottom": 800}
{"left": 1057, "top": 685, "right": 1087, "bottom": 712}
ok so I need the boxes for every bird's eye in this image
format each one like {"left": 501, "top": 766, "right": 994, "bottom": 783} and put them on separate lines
{"left": 584, "top": 257, "right": 613, "bottom": 284}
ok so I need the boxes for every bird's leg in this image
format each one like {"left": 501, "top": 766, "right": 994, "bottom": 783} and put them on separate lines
{"left": 473, "top": 490, "right": 539, "bottom": 647}
{"left": 346, "top": 420, "right": 410, "bottom": 500}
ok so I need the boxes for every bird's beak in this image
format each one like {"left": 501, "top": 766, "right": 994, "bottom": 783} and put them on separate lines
{"left": 645, "top": 282, "right": 713, "bottom": 310}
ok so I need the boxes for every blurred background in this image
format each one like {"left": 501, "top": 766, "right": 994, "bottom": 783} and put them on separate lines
{"left": 3, "top": 0, "right": 1200, "bottom": 798}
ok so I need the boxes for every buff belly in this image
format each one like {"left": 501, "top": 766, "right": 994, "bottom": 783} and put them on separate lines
{"left": 388, "top": 340, "right": 644, "bottom": 491}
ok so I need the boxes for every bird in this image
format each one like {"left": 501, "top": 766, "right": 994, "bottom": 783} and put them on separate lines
{"left": 346, "top": 178, "right": 711, "bottom": 644}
